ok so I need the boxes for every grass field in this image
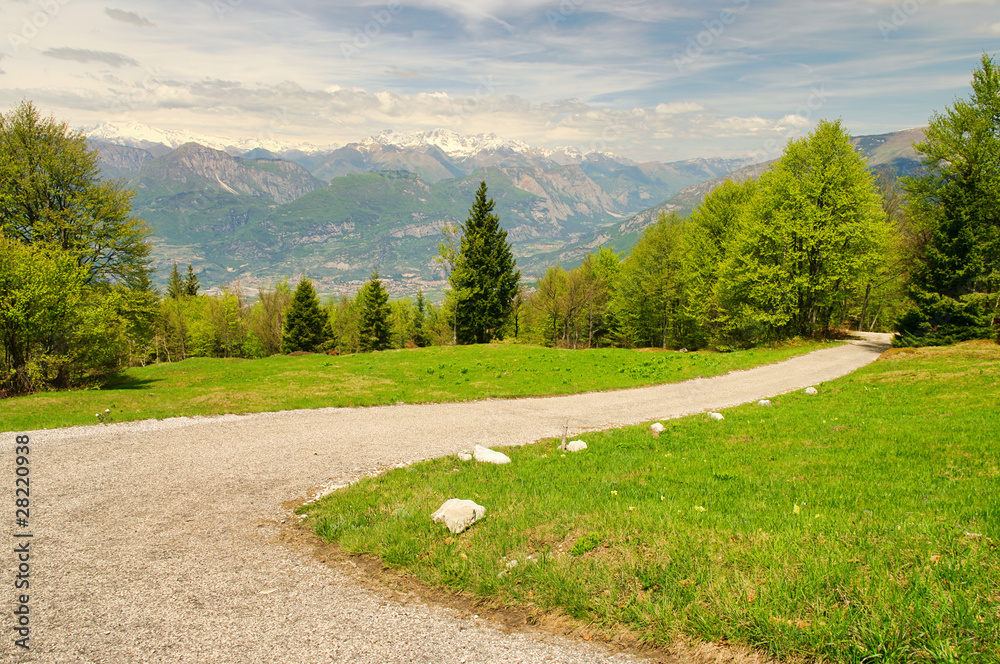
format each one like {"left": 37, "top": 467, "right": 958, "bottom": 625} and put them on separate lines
{"left": 300, "top": 341, "right": 1000, "bottom": 663}
{"left": 1, "top": 340, "right": 824, "bottom": 433}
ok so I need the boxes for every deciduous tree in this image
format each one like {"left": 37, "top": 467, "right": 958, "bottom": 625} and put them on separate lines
{"left": 717, "top": 120, "right": 890, "bottom": 343}
{"left": 0, "top": 100, "right": 152, "bottom": 286}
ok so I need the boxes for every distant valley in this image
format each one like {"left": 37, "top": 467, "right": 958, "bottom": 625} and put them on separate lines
{"left": 88, "top": 124, "right": 924, "bottom": 296}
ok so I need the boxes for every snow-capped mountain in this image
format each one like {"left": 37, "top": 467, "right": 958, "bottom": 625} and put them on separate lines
{"left": 81, "top": 120, "right": 330, "bottom": 156}
{"left": 359, "top": 128, "right": 534, "bottom": 159}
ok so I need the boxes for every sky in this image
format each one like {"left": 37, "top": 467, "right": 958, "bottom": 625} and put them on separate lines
{"left": 1, "top": 0, "right": 998, "bottom": 162}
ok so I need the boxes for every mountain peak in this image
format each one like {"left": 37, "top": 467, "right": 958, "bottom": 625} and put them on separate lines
{"left": 358, "top": 128, "right": 534, "bottom": 159}
{"left": 82, "top": 120, "right": 330, "bottom": 155}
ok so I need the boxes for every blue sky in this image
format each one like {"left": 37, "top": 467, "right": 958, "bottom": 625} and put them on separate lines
{"left": 1, "top": 0, "right": 997, "bottom": 161}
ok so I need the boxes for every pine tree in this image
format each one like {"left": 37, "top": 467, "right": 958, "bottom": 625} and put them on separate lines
{"left": 412, "top": 289, "right": 429, "bottom": 347}
{"left": 896, "top": 54, "right": 1000, "bottom": 346}
{"left": 166, "top": 263, "right": 184, "bottom": 300}
{"left": 281, "top": 278, "right": 330, "bottom": 353}
{"left": 184, "top": 264, "right": 200, "bottom": 297}
{"left": 357, "top": 270, "right": 391, "bottom": 352}
{"left": 450, "top": 181, "right": 520, "bottom": 344}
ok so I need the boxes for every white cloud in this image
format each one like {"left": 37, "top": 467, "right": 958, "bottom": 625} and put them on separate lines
{"left": 0, "top": 0, "right": 995, "bottom": 161}
{"left": 656, "top": 102, "right": 705, "bottom": 115}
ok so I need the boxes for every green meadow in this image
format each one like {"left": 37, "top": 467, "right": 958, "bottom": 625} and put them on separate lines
{"left": 301, "top": 342, "right": 1000, "bottom": 663}
{"left": 1, "top": 340, "right": 823, "bottom": 432}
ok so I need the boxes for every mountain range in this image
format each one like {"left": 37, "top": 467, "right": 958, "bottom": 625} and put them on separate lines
{"left": 86, "top": 123, "right": 924, "bottom": 296}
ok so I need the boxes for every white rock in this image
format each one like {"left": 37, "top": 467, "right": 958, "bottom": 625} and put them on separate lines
{"left": 457, "top": 452, "right": 473, "bottom": 461}
{"left": 708, "top": 412, "right": 725, "bottom": 421}
{"left": 757, "top": 399, "right": 772, "bottom": 407}
{"left": 431, "top": 499, "right": 485, "bottom": 534}
{"left": 804, "top": 387, "right": 819, "bottom": 395}
{"left": 650, "top": 422, "right": 665, "bottom": 433}
{"left": 473, "top": 444, "right": 511, "bottom": 465}
{"left": 566, "top": 440, "right": 588, "bottom": 452}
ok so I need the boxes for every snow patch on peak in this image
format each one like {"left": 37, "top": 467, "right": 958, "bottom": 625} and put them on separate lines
{"left": 359, "top": 128, "right": 533, "bottom": 159}
{"left": 81, "top": 120, "right": 331, "bottom": 155}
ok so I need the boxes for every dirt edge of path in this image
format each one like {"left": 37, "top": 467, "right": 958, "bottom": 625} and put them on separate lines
{"left": 278, "top": 498, "right": 780, "bottom": 664}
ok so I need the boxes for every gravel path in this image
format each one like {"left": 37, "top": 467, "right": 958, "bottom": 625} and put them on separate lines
{"left": 3, "top": 337, "right": 890, "bottom": 663}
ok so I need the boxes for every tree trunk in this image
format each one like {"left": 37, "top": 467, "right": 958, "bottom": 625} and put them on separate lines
{"left": 858, "top": 282, "right": 872, "bottom": 331}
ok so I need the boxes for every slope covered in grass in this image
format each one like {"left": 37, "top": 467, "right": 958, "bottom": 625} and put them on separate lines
{"left": 2, "top": 340, "right": 823, "bottom": 432}
{"left": 301, "top": 341, "right": 999, "bottom": 663}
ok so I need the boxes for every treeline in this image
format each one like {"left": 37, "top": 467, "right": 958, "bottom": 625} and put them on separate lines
{"left": 151, "top": 119, "right": 907, "bottom": 359}
{"left": 153, "top": 274, "right": 456, "bottom": 360}
{"left": 517, "top": 123, "right": 912, "bottom": 350}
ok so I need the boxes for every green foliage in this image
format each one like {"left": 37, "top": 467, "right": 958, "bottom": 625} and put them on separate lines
{"left": 301, "top": 342, "right": 1000, "bottom": 664}
{"left": 281, "top": 278, "right": 330, "bottom": 353}
{"left": 451, "top": 181, "right": 521, "bottom": 344}
{"left": 328, "top": 294, "right": 359, "bottom": 355}
{"left": 0, "top": 239, "right": 86, "bottom": 394}
{"left": 569, "top": 533, "right": 602, "bottom": 556}
{"left": 0, "top": 100, "right": 152, "bottom": 286}
{"left": 166, "top": 263, "right": 184, "bottom": 300}
{"left": 357, "top": 271, "right": 392, "bottom": 352}
{"left": 0, "top": 238, "right": 153, "bottom": 395}
{"left": 412, "top": 289, "right": 430, "bottom": 347}
{"left": 521, "top": 248, "right": 620, "bottom": 348}
{"left": 717, "top": 120, "right": 891, "bottom": 344}
{"left": 610, "top": 214, "right": 700, "bottom": 349}
{"left": 896, "top": 54, "right": 1000, "bottom": 346}
{"left": 684, "top": 179, "right": 758, "bottom": 346}
{"left": 184, "top": 264, "right": 200, "bottom": 297}
{"left": 245, "top": 280, "right": 292, "bottom": 357}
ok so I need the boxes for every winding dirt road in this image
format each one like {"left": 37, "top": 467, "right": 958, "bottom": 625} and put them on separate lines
{"left": 3, "top": 336, "right": 890, "bottom": 663}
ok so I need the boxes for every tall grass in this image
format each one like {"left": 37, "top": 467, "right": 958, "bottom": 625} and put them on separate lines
{"left": 301, "top": 341, "right": 1000, "bottom": 663}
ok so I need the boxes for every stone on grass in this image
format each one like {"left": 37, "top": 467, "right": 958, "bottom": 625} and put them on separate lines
{"left": 708, "top": 412, "right": 725, "bottom": 421}
{"left": 566, "top": 440, "right": 588, "bottom": 452}
{"left": 473, "top": 444, "right": 511, "bottom": 465}
{"left": 804, "top": 387, "right": 819, "bottom": 395}
{"left": 457, "top": 452, "right": 473, "bottom": 462}
{"left": 650, "top": 422, "right": 665, "bottom": 433}
{"left": 431, "top": 499, "right": 486, "bottom": 534}
{"left": 757, "top": 399, "right": 772, "bottom": 407}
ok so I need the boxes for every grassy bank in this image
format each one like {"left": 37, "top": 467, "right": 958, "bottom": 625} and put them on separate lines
{"left": 300, "top": 341, "right": 1000, "bottom": 663}
{"left": 2, "top": 340, "right": 824, "bottom": 432}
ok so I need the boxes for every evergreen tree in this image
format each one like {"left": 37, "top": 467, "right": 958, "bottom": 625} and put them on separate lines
{"left": 896, "top": 54, "right": 1000, "bottom": 346}
{"left": 450, "top": 181, "right": 520, "bottom": 344}
{"left": 166, "top": 262, "right": 184, "bottom": 300}
{"left": 281, "top": 278, "right": 330, "bottom": 353}
{"left": 184, "top": 264, "right": 200, "bottom": 297}
{"left": 357, "top": 270, "right": 391, "bottom": 352}
{"left": 412, "top": 289, "right": 429, "bottom": 347}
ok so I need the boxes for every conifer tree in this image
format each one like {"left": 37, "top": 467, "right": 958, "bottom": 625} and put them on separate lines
{"left": 166, "top": 263, "right": 184, "bottom": 300}
{"left": 357, "top": 270, "right": 391, "bottom": 352}
{"left": 450, "top": 181, "right": 520, "bottom": 344}
{"left": 281, "top": 278, "right": 330, "bottom": 353}
{"left": 896, "top": 54, "right": 1000, "bottom": 346}
{"left": 412, "top": 289, "right": 429, "bottom": 347}
{"left": 184, "top": 264, "right": 200, "bottom": 297}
